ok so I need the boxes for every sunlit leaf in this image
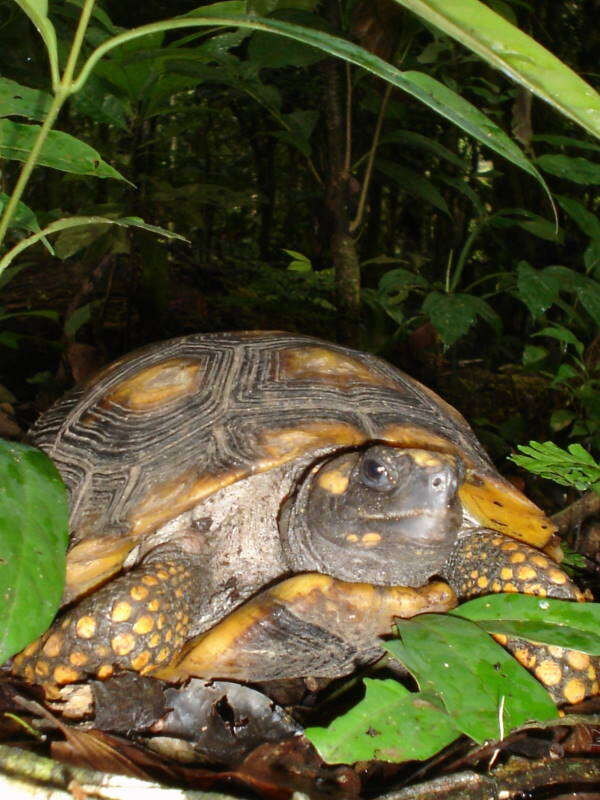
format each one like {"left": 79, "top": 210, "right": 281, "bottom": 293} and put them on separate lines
{"left": 391, "top": 0, "right": 600, "bottom": 139}
{"left": 306, "top": 680, "right": 459, "bottom": 764}
{"left": 387, "top": 615, "right": 557, "bottom": 744}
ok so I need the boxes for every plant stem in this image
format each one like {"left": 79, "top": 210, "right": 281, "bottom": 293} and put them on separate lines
{"left": 0, "top": 0, "right": 97, "bottom": 250}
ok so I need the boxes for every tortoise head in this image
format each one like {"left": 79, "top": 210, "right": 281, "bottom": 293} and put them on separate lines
{"left": 280, "top": 445, "right": 464, "bottom": 587}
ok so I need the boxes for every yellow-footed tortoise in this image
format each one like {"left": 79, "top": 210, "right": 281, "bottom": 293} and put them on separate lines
{"left": 12, "top": 332, "right": 597, "bottom": 704}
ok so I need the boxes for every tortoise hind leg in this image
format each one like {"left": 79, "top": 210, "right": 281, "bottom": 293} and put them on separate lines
{"left": 12, "top": 550, "right": 201, "bottom": 688}
{"left": 445, "top": 530, "right": 599, "bottom": 705}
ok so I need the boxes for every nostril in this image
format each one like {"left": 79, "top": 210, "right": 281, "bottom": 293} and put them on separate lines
{"left": 432, "top": 476, "right": 444, "bottom": 489}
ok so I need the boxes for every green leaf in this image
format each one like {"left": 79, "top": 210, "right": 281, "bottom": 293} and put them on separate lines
{"left": 390, "top": 0, "right": 600, "bottom": 139}
{"left": 0, "top": 193, "right": 42, "bottom": 236}
{"left": 0, "top": 120, "right": 127, "bottom": 181}
{"left": 423, "top": 291, "right": 499, "bottom": 346}
{"left": 533, "top": 325, "right": 584, "bottom": 355}
{"left": 306, "top": 679, "right": 460, "bottom": 764}
{"left": 387, "top": 614, "right": 557, "bottom": 744}
{"left": 509, "top": 441, "right": 600, "bottom": 491}
{"left": 550, "top": 408, "right": 575, "bottom": 432}
{"left": 381, "top": 130, "right": 468, "bottom": 171}
{"left": 556, "top": 196, "right": 600, "bottom": 241}
{"left": 522, "top": 345, "right": 547, "bottom": 366}
{"left": 76, "top": 14, "right": 547, "bottom": 190}
{"left": 0, "top": 78, "right": 52, "bottom": 121}
{"left": 536, "top": 155, "right": 600, "bottom": 185}
{"left": 454, "top": 594, "right": 600, "bottom": 654}
{"left": 516, "top": 261, "right": 561, "bottom": 318}
{"left": 0, "top": 440, "right": 68, "bottom": 663}
{"left": 377, "top": 160, "right": 449, "bottom": 215}
{"left": 574, "top": 278, "right": 600, "bottom": 326}
{"left": 533, "top": 134, "right": 600, "bottom": 154}
{"left": 0, "top": 216, "right": 189, "bottom": 277}
{"left": 248, "top": 11, "right": 326, "bottom": 68}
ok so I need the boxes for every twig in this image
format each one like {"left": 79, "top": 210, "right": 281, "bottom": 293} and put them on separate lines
{"left": 552, "top": 491, "right": 600, "bottom": 534}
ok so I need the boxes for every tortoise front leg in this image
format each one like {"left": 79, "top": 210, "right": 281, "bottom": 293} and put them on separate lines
{"left": 444, "top": 530, "right": 599, "bottom": 705}
{"left": 155, "top": 575, "right": 456, "bottom": 683}
{"left": 12, "top": 548, "right": 202, "bottom": 690}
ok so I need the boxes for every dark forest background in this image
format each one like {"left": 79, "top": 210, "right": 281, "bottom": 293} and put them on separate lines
{"left": 1, "top": 0, "right": 598, "bottom": 473}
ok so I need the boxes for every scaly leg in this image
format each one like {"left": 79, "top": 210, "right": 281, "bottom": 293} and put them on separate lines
{"left": 445, "top": 530, "right": 599, "bottom": 704}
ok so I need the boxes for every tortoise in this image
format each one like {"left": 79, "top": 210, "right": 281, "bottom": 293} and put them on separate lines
{"left": 12, "top": 331, "right": 597, "bottom": 704}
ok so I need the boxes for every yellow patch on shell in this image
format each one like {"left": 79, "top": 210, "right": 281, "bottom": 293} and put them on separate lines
{"left": 459, "top": 474, "right": 555, "bottom": 548}
{"left": 379, "top": 424, "right": 456, "bottom": 454}
{"left": 69, "top": 651, "right": 89, "bottom": 668}
{"left": 257, "top": 421, "right": 365, "bottom": 473}
{"left": 280, "top": 346, "right": 400, "bottom": 390}
{"left": 130, "top": 467, "right": 247, "bottom": 537}
{"left": 103, "top": 358, "right": 202, "bottom": 410}
{"left": 64, "top": 535, "right": 137, "bottom": 604}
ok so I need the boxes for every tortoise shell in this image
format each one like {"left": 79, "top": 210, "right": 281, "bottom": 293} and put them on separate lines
{"left": 32, "top": 332, "right": 551, "bottom": 563}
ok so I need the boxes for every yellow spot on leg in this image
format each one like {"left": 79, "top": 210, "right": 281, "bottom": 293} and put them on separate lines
{"left": 477, "top": 576, "right": 489, "bottom": 589}
{"left": 76, "top": 616, "right": 97, "bottom": 639}
{"left": 567, "top": 651, "right": 590, "bottom": 670}
{"left": 563, "top": 678, "right": 586, "bottom": 704}
{"left": 42, "top": 633, "right": 63, "bottom": 658}
{"left": 54, "top": 666, "right": 81, "bottom": 684}
{"left": 500, "top": 568, "right": 513, "bottom": 581}
{"left": 69, "top": 651, "right": 89, "bottom": 668}
{"left": 97, "top": 665, "right": 114, "bottom": 679}
{"left": 517, "top": 566, "right": 537, "bottom": 581}
{"left": 131, "top": 585, "right": 149, "bottom": 601}
{"left": 131, "top": 651, "right": 152, "bottom": 671}
{"left": 548, "top": 569, "right": 567, "bottom": 585}
{"left": 133, "top": 615, "right": 155, "bottom": 635}
{"left": 111, "top": 633, "right": 136, "bottom": 656}
{"left": 534, "top": 659, "right": 562, "bottom": 687}
{"left": 111, "top": 601, "right": 133, "bottom": 622}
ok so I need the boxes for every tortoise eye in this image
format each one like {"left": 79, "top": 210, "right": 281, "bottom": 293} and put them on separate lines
{"left": 360, "top": 457, "right": 394, "bottom": 490}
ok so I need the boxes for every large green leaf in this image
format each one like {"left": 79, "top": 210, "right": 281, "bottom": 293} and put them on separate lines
{"left": 0, "top": 120, "right": 127, "bottom": 181}
{"left": 387, "top": 614, "right": 557, "bottom": 744}
{"left": 306, "top": 680, "right": 460, "bottom": 764}
{"left": 0, "top": 440, "right": 68, "bottom": 663}
{"left": 74, "top": 13, "right": 546, "bottom": 189}
{"left": 391, "top": 0, "right": 600, "bottom": 139}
